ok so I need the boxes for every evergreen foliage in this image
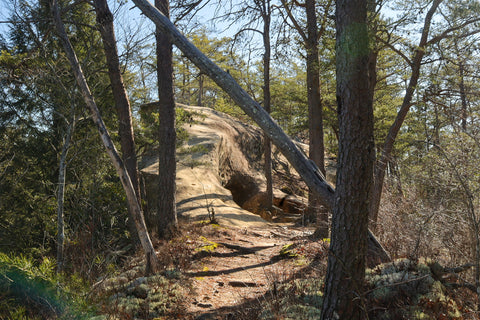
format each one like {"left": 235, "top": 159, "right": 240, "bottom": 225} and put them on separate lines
{"left": 0, "top": 0, "right": 133, "bottom": 274}
{"left": 0, "top": 253, "right": 95, "bottom": 319}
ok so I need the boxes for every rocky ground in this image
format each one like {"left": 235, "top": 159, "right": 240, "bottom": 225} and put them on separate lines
{"left": 93, "top": 219, "right": 329, "bottom": 320}
{"left": 182, "top": 223, "right": 327, "bottom": 319}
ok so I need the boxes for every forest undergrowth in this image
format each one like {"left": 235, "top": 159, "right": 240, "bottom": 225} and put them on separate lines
{"left": 2, "top": 187, "right": 480, "bottom": 320}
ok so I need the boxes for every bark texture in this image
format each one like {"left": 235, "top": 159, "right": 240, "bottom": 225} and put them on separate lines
{"left": 459, "top": 62, "right": 467, "bottom": 131}
{"left": 305, "top": 0, "right": 327, "bottom": 235}
{"left": 261, "top": 0, "right": 273, "bottom": 211}
{"left": 321, "top": 0, "right": 374, "bottom": 318}
{"left": 94, "top": 0, "right": 141, "bottom": 242}
{"left": 155, "top": 0, "right": 177, "bottom": 239}
{"left": 52, "top": 0, "right": 159, "bottom": 272}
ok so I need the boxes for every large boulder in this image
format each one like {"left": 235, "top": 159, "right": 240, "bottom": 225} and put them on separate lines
{"left": 140, "top": 105, "right": 308, "bottom": 228}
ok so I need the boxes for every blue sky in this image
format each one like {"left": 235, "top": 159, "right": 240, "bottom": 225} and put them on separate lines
{"left": 0, "top": 0, "right": 11, "bottom": 41}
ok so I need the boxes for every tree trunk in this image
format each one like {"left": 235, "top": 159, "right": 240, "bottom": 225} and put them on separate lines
{"left": 279, "top": 0, "right": 329, "bottom": 232}
{"left": 305, "top": 0, "right": 327, "bottom": 235}
{"left": 459, "top": 62, "right": 467, "bottom": 131}
{"left": 52, "top": 0, "right": 159, "bottom": 273}
{"left": 320, "top": 1, "right": 374, "bottom": 318}
{"left": 369, "top": 0, "right": 441, "bottom": 229}
{"left": 262, "top": 0, "right": 273, "bottom": 211}
{"left": 56, "top": 118, "right": 74, "bottom": 274}
{"left": 94, "top": 0, "right": 141, "bottom": 243}
{"left": 197, "top": 73, "right": 203, "bottom": 106}
{"left": 131, "top": 0, "right": 390, "bottom": 264}
{"left": 155, "top": 0, "right": 177, "bottom": 239}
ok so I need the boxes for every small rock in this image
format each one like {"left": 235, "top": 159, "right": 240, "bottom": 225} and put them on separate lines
{"left": 196, "top": 302, "right": 213, "bottom": 308}
{"left": 132, "top": 283, "right": 149, "bottom": 299}
{"left": 127, "top": 276, "right": 148, "bottom": 289}
{"left": 228, "top": 280, "right": 262, "bottom": 287}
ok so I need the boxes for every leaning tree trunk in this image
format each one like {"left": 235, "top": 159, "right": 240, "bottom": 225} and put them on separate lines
{"left": 52, "top": 0, "right": 159, "bottom": 273}
{"left": 94, "top": 0, "right": 142, "bottom": 243}
{"left": 155, "top": 0, "right": 177, "bottom": 239}
{"left": 321, "top": 0, "right": 374, "bottom": 318}
{"left": 131, "top": 0, "right": 390, "bottom": 265}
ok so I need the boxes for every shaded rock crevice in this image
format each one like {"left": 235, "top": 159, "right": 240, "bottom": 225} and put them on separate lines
{"left": 211, "top": 111, "right": 308, "bottom": 221}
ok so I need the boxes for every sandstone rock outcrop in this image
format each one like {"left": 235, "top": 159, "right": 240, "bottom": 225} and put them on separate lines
{"left": 140, "top": 105, "right": 311, "bottom": 227}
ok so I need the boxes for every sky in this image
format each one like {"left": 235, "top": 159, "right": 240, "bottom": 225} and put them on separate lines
{"left": 0, "top": 0, "right": 420, "bottom": 68}
{"left": 0, "top": 0, "right": 11, "bottom": 41}
{"left": 0, "top": 0, "right": 405, "bottom": 47}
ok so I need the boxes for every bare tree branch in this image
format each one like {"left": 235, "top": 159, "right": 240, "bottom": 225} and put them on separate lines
{"left": 279, "top": 0, "right": 307, "bottom": 42}
{"left": 427, "top": 17, "right": 480, "bottom": 46}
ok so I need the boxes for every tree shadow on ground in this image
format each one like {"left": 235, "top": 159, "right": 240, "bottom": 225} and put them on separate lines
{"left": 186, "top": 249, "right": 327, "bottom": 320}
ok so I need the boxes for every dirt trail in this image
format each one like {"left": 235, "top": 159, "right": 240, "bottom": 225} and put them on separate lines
{"left": 184, "top": 224, "right": 322, "bottom": 320}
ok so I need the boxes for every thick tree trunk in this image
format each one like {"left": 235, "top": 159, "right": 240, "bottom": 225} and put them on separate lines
{"left": 131, "top": 0, "right": 390, "bottom": 264}
{"left": 52, "top": 0, "right": 159, "bottom": 273}
{"left": 305, "top": 0, "right": 327, "bottom": 235}
{"left": 155, "top": 0, "right": 177, "bottom": 239}
{"left": 369, "top": 0, "right": 441, "bottom": 229}
{"left": 94, "top": 0, "right": 141, "bottom": 242}
{"left": 320, "top": 0, "right": 374, "bottom": 318}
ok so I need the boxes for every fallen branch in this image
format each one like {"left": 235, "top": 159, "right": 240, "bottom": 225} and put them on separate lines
{"left": 430, "top": 261, "right": 476, "bottom": 293}
{"left": 444, "top": 263, "right": 475, "bottom": 274}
